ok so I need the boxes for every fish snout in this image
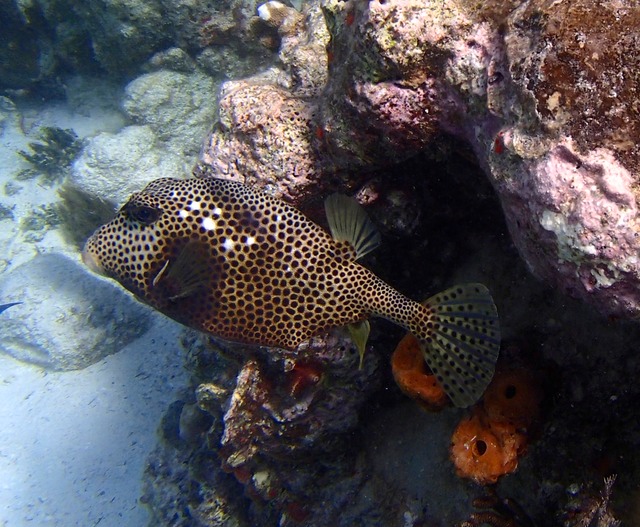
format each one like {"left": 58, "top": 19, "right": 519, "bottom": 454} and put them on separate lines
{"left": 81, "top": 244, "right": 105, "bottom": 276}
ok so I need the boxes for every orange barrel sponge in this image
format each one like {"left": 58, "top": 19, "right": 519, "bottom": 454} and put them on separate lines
{"left": 391, "top": 333, "right": 449, "bottom": 412}
{"left": 450, "top": 366, "right": 544, "bottom": 485}
{"left": 482, "top": 368, "right": 544, "bottom": 430}
{"left": 450, "top": 412, "right": 527, "bottom": 485}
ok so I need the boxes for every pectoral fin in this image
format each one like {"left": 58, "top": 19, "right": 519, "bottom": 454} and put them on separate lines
{"left": 152, "top": 241, "right": 210, "bottom": 301}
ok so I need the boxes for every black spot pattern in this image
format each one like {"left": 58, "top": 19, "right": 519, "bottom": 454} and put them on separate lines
{"left": 83, "top": 178, "right": 500, "bottom": 407}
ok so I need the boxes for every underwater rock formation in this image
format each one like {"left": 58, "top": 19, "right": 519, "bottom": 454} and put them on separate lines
{"left": 71, "top": 125, "right": 189, "bottom": 205}
{"left": 122, "top": 69, "right": 219, "bottom": 156}
{"left": 144, "top": 330, "right": 384, "bottom": 526}
{"left": 1, "top": 0, "right": 277, "bottom": 92}
{"left": 199, "top": 0, "right": 331, "bottom": 201}
{"left": 0, "top": 253, "right": 151, "bottom": 370}
{"left": 200, "top": 0, "right": 640, "bottom": 318}
{"left": 320, "top": 0, "right": 640, "bottom": 319}
{"left": 71, "top": 67, "right": 218, "bottom": 205}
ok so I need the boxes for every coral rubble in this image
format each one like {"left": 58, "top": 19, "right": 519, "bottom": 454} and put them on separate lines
{"left": 144, "top": 329, "right": 384, "bottom": 526}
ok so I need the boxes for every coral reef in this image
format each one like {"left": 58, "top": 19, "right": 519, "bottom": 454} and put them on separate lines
{"left": 71, "top": 125, "right": 189, "bottom": 205}
{"left": 122, "top": 69, "right": 218, "bottom": 156}
{"left": 198, "top": 0, "right": 330, "bottom": 201}
{"left": 7, "top": 0, "right": 634, "bottom": 522}
{"left": 145, "top": 141, "right": 640, "bottom": 524}
{"left": 0, "top": 0, "right": 278, "bottom": 94}
{"left": 143, "top": 328, "right": 384, "bottom": 526}
{"left": 197, "top": 0, "right": 640, "bottom": 318}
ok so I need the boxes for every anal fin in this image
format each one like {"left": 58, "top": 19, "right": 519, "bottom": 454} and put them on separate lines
{"left": 347, "top": 319, "right": 370, "bottom": 369}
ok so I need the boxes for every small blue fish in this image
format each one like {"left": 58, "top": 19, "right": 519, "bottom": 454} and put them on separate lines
{"left": 0, "top": 302, "right": 21, "bottom": 314}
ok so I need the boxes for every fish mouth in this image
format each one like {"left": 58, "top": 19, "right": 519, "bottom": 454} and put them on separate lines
{"left": 81, "top": 246, "right": 105, "bottom": 276}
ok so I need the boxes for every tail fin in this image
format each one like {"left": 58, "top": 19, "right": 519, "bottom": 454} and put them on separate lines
{"left": 418, "top": 283, "right": 500, "bottom": 408}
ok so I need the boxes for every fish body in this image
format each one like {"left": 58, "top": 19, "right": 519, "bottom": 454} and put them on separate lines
{"left": 82, "top": 177, "right": 500, "bottom": 407}
{"left": 0, "top": 302, "right": 21, "bottom": 314}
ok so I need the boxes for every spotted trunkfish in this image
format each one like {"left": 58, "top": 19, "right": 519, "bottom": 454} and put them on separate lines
{"left": 82, "top": 177, "right": 500, "bottom": 407}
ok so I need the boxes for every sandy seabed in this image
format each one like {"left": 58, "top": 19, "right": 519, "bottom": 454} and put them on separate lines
{"left": 0, "top": 317, "right": 188, "bottom": 527}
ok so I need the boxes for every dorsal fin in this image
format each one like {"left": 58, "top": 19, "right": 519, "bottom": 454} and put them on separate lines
{"left": 324, "top": 194, "right": 381, "bottom": 260}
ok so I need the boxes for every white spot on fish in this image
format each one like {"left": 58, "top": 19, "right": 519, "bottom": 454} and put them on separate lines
{"left": 188, "top": 201, "right": 201, "bottom": 211}
{"left": 179, "top": 209, "right": 189, "bottom": 219}
{"left": 246, "top": 236, "right": 255, "bottom": 246}
{"left": 202, "top": 217, "right": 216, "bottom": 231}
{"left": 213, "top": 207, "right": 222, "bottom": 217}
{"left": 223, "top": 238, "right": 234, "bottom": 251}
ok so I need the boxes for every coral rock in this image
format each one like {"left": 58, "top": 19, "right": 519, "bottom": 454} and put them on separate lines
{"left": 197, "top": 0, "right": 640, "bottom": 319}
{"left": 200, "top": 81, "right": 322, "bottom": 200}
{"left": 198, "top": 0, "right": 329, "bottom": 202}
{"left": 0, "top": 253, "right": 151, "bottom": 370}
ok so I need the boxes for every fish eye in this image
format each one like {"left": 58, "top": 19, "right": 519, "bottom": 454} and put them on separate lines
{"left": 125, "top": 204, "right": 161, "bottom": 225}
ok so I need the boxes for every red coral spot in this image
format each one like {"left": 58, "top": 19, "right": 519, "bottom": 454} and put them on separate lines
{"left": 286, "top": 501, "right": 309, "bottom": 523}
{"left": 345, "top": 11, "right": 355, "bottom": 26}
{"left": 233, "top": 465, "right": 252, "bottom": 484}
{"left": 286, "top": 361, "right": 324, "bottom": 398}
{"left": 493, "top": 131, "right": 505, "bottom": 154}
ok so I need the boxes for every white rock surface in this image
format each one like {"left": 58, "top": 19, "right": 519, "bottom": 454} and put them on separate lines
{"left": 0, "top": 253, "right": 152, "bottom": 370}
{"left": 71, "top": 124, "right": 190, "bottom": 206}
{"left": 122, "top": 69, "right": 218, "bottom": 156}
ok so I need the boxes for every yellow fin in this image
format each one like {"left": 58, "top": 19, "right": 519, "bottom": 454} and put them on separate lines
{"left": 348, "top": 319, "right": 370, "bottom": 369}
{"left": 418, "top": 283, "right": 500, "bottom": 408}
{"left": 325, "top": 194, "right": 380, "bottom": 260}
{"left": 153, "top": 241, "right": 210, "bottom": 300}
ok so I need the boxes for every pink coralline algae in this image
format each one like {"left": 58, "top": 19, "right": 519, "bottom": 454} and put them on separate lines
{"left": 199, "top": 82, "right": 323, "bottom": 200}
{"left": 199, "top": 0, "right": 640, "bottom": 318}
{"left": 198, "top": 1, "right": 331, "bottom": 202}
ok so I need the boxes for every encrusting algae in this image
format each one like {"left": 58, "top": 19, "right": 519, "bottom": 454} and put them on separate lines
{"left": 82, "top": 177, "right": 500, "bottom": 407}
